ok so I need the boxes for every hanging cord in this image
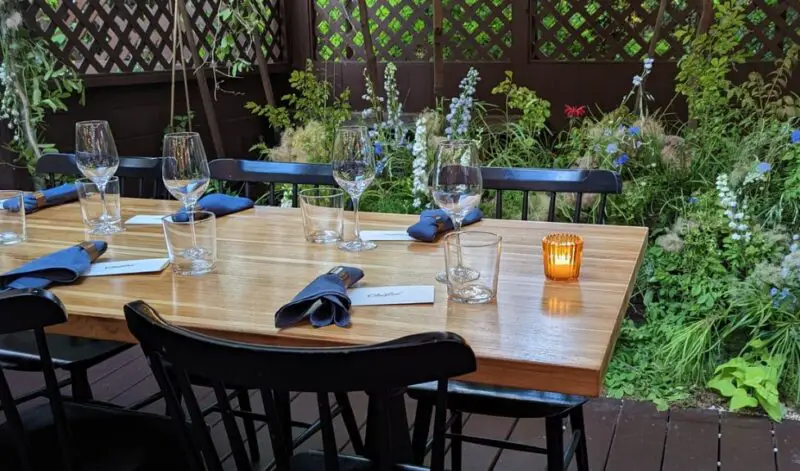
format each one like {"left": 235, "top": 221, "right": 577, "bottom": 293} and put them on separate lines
{"left": 177, "top": 1, "right": 193, "bottom": 131}
{"left": 169, "top": 0, "right": 179, "bottom": 130}
{"left": 169, "top": 0, "right": 194, "bottom": 131}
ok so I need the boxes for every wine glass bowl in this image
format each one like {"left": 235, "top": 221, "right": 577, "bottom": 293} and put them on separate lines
{"left": 162, "top": 132, "right": 211, "bottom": 208}
{"left": 331, "top": 126, "right": 377, "bottom": 252}
{"left": 75, "top": 120, "right": 121, "bottom": 234}
{"left": 431, "top": 139, "right": 483, "bottom": 283}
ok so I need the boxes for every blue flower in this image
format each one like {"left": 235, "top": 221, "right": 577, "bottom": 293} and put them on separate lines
{"left": 688, "top": 196, "right": 698, "bottom": 204}
{"left": 613, "top": 154, "right": 630, "bottom": 168}
{"left": 374, "top": 142, "right": 383, "bottom": 156}
{"left": 632, "top": 75, "right": 643, "bottom": 86}
{"left": 644, "top": 57, "right": 654, "bottom": 70}
{"left": 628, "top": 126, "right": 641, "bottom": 136}
{"left": 756, "top": 162, "right": 771, "bottom": 174}
{"left": 605, "top": 143, "right": 619, "bottom": 155}
{"left": 792, "top": 129, "right": 800, "bottom": 144}
{"left": 771, "top": 287, "right": 779, "bottom": 297}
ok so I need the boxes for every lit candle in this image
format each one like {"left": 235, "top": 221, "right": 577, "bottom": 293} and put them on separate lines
{"left": 542, "top": 233, "right": 583, "bottom": 281}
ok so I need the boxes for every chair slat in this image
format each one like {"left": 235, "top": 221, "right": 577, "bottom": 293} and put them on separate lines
{"left": 495, "top": 190, "right": 503, "bottom": 219}
{"left": 36, "top": 153, "right": 163, "bottom": 199}
{"left": 573, "top": 192, "right": 584, "bottom": 223}
{"left": 522, "top": 191, "right": 530, "bottom": 221}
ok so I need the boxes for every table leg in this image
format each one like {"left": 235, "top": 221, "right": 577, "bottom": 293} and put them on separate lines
{"left": 364, "top": 389, "right": 414, "bottom": 464}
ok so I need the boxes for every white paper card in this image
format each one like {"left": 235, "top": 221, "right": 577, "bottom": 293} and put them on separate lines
{"left": 360, "top": 230, "right": 415, "bottom": 241}
{"left": 349, "top": 285, "right": 435, "bottom": 306}
{"left": 84, "top": 258, "right": 170, "bottom": 277}
{"left": 125, "top": 215, "right": 166, "bottom": 225}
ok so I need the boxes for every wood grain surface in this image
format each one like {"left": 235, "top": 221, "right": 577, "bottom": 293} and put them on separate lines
{"left": 0, "top": 199, "right": 648, "bottom": 396}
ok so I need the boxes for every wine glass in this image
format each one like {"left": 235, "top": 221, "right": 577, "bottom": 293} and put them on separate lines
{"left": 162, "top": 132, "right": 211, "bottom": 257}
{"left": 75, "top": 120, "right": 121, "bottom": 234}
{"left": 331, "top": 126, "right": 377, "bottom": 252}
{"left": 431, "top": 139, "right": 483, "bottom": 283}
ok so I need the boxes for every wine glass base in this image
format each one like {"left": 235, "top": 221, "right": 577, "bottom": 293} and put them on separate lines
{"left": 339, "top": 240, "right": 377, "bottom": 252}
{"left": 88, "top": 223, "right": 124, "bottom": 235}
{"left": 450, "top": 285, "right": 496, "bottom": 304}
{"left": 435, "top": 266, "right": 480, "bottom": 284}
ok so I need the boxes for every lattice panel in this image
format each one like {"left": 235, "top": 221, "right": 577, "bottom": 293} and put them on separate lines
{"left": 740, "top": 2, "right": 800, "bottom": 60}
{"left": 25, "top": 0, "right": 287, "bottom": 75}
{"left": 533, "top": 0, "right": 695, "bottom": 61}
{"left": 313, "top": 0, "right": 511, "bottom": 62}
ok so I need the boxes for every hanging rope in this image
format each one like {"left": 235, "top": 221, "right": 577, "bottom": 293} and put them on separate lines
{"left": 169, "top": 0, "right": 193, "bottom": 132}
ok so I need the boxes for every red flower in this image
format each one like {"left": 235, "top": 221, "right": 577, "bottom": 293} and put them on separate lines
{"left": 564, "top": 105, "right": 587, "bottom": 119}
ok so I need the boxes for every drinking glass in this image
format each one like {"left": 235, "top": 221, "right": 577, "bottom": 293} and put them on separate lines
{"left": 299, "top": 188, "right": 344, "bottom": 243}
{"left": 444, "top": 231, "right": 502, "bottom": 304}
{"left": 75, "top": 120, "right": 121, "bottom": 234}
{"left": 162, "top": 132, "right": 211, "bottom": 258}
{"left": 162, "top": 211, "right": 217, "bottom": 276}
{"left": 431, "top": 139, "right": 483, "bottom": 282}
{"left": 0, "top": 191, "right": 25, "bottom": 245}
{"left": 331, "top": 126, "right": 377, "bottom": 252}
{"left": 76, "top": 177, "right": 122, "bottom": 234}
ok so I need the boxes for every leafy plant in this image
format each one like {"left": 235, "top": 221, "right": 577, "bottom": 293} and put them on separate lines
{"left": 491, "top": 71, "right": 551, "bottom": 135}
{"left": 674, "top": 0, "right": 748, "bottom": 122}
{"left": 733, "top": 45, "right": 800, "bottom": 121}
{"left": 246, "top": 60, "right": 350, "bottom": 142}
{"left": 708, "top": 348, "right": 784, "bottom": 421}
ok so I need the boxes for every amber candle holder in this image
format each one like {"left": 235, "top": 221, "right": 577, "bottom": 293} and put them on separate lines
{"left": 542, "top": 233, "right": 583, "bottom": 281}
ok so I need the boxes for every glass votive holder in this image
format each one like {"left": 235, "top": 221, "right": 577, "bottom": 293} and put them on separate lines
{"left": 0, "top": 190, "right": 26, "bottom": 245}
{"left": 299, "top": 188, "right": 344, "bottom": 243}
{"left": 542, "top": 233, "right": 583, "bottom": 281}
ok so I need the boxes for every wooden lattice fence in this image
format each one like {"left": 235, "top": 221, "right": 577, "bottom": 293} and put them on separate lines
{"left": 24, "top": 0, "right": 289, "bottom": 76}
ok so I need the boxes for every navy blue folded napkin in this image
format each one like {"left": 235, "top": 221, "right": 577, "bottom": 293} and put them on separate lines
{"left": 274, "top": 266, "right": 364, "bottom": 328}
{"left": 2, "top": 184, "right": 78, "bottom": 214}
{"left": 0, "top": 241, "right": 107, "bottom": 290}
{"left": 406, "top": 208, "right": 483, "bottom": 242}
{"left": 173, "top": 194, "right": 254, "bottom": 222}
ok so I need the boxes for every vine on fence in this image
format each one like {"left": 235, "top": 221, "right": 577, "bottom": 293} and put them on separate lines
{"left": 0, "top": 0, "right": 84, "bottom": 173}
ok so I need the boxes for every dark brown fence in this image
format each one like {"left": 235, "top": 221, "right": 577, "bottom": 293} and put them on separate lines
{"left": 2, "top": 0, "right": 800, "bottom": 189}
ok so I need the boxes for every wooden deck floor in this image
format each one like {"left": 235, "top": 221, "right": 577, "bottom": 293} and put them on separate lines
{"left": 4, "top": 346, "right": 800, "bottom": 471}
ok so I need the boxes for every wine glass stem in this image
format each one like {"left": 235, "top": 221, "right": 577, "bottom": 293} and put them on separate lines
{"left": 352, "top": 196, "right": 362, "bottom": 243}
{"left": 452, "top": 216, "right": 465, "bottom": 267}
{"left": 98, "top": 185, "right": 109, "bottom": 224}
{"left": 186, "top": 201, "right": 198, "bottom": 248}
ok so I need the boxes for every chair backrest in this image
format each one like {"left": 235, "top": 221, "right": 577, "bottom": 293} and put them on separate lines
{"left": 36, "top": 153, "right": 165, "bottom": 199}
{"left": 480, "top": 167, "right": 622, "bottom": 223}
{"left": 209, "top": 158, "right": 337, "bottom": 207}
{"left": 0, "top": 289, "right": 74, "bottom": 471}
{"left": 125, "top": 300, "right": 476, "bottom": 471}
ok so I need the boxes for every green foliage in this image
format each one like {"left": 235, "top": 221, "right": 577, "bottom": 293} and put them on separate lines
{"left": 708, "top": 346, "right": 784, "bottom": 421}
{"left": 246, "top": 60, "right": 350, "bottom": 146}
{"left": 733, "top": 45, "right": 800, "bottom": 121}
{"left": 164, "top": 111, "right": 196, "bottom": 134}
{"left": 675, "top": 1, "right": 748, "bottom": 122}
{"left": 0, "top": 5, "right": 84, "bottom": 173}
{"left": 490, "top": 71, "right": 551, "bottom": 135}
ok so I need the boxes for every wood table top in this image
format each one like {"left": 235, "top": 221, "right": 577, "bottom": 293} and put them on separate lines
{"left": 1, "top": 198, "right": 648, "bottom": 396}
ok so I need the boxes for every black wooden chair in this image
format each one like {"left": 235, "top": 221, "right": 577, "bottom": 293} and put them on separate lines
{"left": 0, "top": 153, "right": 166, "bottom": 409}
{"left": 124, "top": 300, "right": 477, "bottom": 471}
{"left": 209, "top": 158, "right": 337, "bottom": 207}
{"left": 0, "top": 289, "right": 190, "bottom": 471}
{"left": 36, "top": 153, "right": 165, "bottom": 198}
{"left": 409, "top": 167, "right": 622, "bottom": 471}
{"left": 480, "top": 167, "right": 622, "bottom": 222}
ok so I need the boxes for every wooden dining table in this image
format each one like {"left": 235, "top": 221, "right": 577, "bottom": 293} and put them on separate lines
{"left": 1, "top": 198, "right": 647, "bottom": 398}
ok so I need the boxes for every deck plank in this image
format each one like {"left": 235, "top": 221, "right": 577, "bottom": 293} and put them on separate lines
{"left": 604, "top": 401, "right": 667, "bottom": 471}
{"left": 493, "top": 416, "right": 547, "bottom": 471}
{"left": 720, "top": 413, "right": 775, "bottom": 471}
{"left": 775, "top": 418, "right": 800, "bottom": 470}
{"left": 661, "top": 408, "right": 719, "bottom": 471}
{"left": 581, "top": 398, "right": 622, "bottom": 471}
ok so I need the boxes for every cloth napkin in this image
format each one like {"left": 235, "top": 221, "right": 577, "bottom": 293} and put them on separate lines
{"left": 0, "top": 241, "right": 107, "bottom": 290}
{"left": 406, "top": 208, "right": 483, "bottom": 242}
{"left": 2, "top": 184, "right": 78, "bottom": 214}
{"left": 173, "top": 194, "right": 254, "bottom": 222}
{"left": 274, "top": 266, "right": 364, "bottom": 328}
